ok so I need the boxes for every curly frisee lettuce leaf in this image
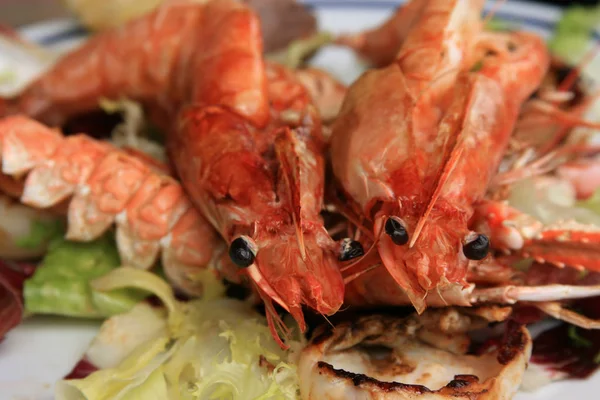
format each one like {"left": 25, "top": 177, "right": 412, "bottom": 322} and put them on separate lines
{"left": 24, "top": 233, "right": 148, "bottom": 318}
{"left": 56, "top": 268, "right": 303, "bottom": 400}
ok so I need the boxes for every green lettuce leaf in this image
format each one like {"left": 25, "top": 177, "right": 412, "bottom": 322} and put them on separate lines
{"left": 548, "top": 4, "right": 600, "bottom": 65}
{"left": 57, "top": 335, "right": 175, "bottom": 400}
{"left": 568, "top": 325, "right": 593, "bottom": 348}
{"left": 57, "top": 268, "right": 303, "bottom": 400}
{"left": 86, "top": 302, "right": 168, "bottom": 370}
{"left": 24, "top": 234, "right": 147, "bottom": 318}
{"left": 15, "top": 218, "right": 65, "bottom": 249}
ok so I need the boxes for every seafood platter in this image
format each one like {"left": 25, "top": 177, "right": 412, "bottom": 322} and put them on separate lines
{"left": 0, "top": 0, "right": 600, "bottom": 399}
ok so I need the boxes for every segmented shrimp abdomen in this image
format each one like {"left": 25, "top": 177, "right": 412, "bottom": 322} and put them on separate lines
{"left": 115, "top": 174, "right": 190, "bottom": 269}
{"left": 0, "top": 115, "right": 63, "bottom": 176}
{"left": 66, "top": 152, "right": 150, "bottom": 241}
{"left": 22, "top": 135, "right": 110, "bottom": 208}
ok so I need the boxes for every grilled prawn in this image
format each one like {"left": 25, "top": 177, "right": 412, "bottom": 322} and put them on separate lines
{"left": 169, "top": 19, "right": 345, "bottom": 345}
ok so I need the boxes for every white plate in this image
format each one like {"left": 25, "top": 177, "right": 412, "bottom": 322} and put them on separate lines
{"left": 0, "top": 1, "right": 599, "bottom": 399}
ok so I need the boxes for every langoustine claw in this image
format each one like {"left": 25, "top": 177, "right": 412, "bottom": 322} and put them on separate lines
{"left": 298, "top": 307, "right": 531, "bottom": 400}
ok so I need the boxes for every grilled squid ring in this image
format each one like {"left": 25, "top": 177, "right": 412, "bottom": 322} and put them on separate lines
{"left": 298, "top": 308, "right": 531, "bottom": 400}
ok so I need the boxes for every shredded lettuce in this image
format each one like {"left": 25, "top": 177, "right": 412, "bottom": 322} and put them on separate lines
{"left": 99, "top": 97, "right": 167, "bottom": 160}
{"left": 89, "top": 302, "right": 168, "bottom": 369}
{"left": 548, "top": 4, "right": 600, "bottom": 65}
{"left": 24, "top": 234, "right": 148, "bottom": 318}
{"left": 92, "top": 267, "right": 182, "bottom": 327}
{"left": 56, "top": 268, "right": 303, "bottom": 400}
{"left": 59, "top": 335, "right": 175, "bottom": 400}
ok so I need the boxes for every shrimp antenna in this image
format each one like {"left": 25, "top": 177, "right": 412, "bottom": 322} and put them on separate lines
{"left": 531, "top": 97, "right": 600, "bottom": 130}
{"left": 482, "top": 0, "right": 507, "bottom": 27}
{"left": 256, "top": 285, "right": 291, "bottom": 349}
{"left": 534, "top": 89, "right": 600, "bottom": 155}
{"left": 343, "top": 263, "right": 381, "bottom": 284}
{"left": 337, "top": 304, "right": 352, "bottom": 313}
{"left": 340, "top": 216, "right": 385, "bottom": 272}
{"left": 336, "top": 208, "right": 375, "bottom": 241}
{"left": 326, "top": 187, "right": 376, "bottom": 241}
{"left": 320, "top": 312, "right": 335, "bottom": 330}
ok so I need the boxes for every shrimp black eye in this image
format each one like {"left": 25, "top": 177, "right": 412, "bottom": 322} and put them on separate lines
{"left": 339, "top": 238, "right": 365, "bottom": 261}
{"left": 229, "top": 237, "right": 256, "bottom": 268}
{"left": 385, "top": 217, "right": 409, "bottom": 245}
{"left": 463, "top": 234, "right": 490, "bottom": 260}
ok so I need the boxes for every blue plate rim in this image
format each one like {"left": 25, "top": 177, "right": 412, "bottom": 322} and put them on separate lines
{"left": 17, "top": 0, "right": 599, "bottom": 47}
